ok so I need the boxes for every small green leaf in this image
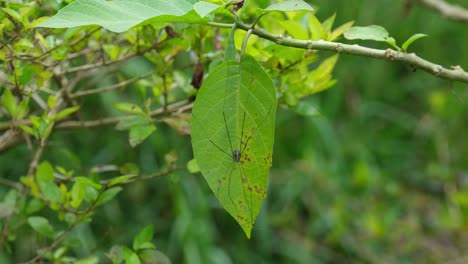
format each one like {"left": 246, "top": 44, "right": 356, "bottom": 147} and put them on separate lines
{"left": 107, "top": 174, "right": 137, "bottom": 187}
{"left": 187, "top": 159, "right": 200, "bottom": 174}
{"left": 0, "top": 191, "right": 16, "bottom": 219}
{"left": 95, "top": 187, "right": 123, "bottom": 207}
{"left": 133, "top": 225, "right": 155, "bottom": 251}
{"left": 35, "top": 161, "right": 61, "bottom": 202}
{"left": 19, "top": 125, "right": 35, "bottom": 136}
{"left": 38, "top": 180, "right": 62, "bottom": 203}
{"left": 264, "top": 0, "right": 314, "bottom": 12}
{"left": 51, "top": 106, "right": 80, "bottom": 121}
{"left": 308, "top": 14, "right": 327, "bottom": 40}
{"left": 47, "top": 95, "right": 57, "bottom": 109}
{"left": 139, "top": 250, "right": 171, "bottom": 264}
{"left": 344, "top": 25, "right": 389, "bottom": 42}
{"left": 26, "top": 198, "right": 44, "bottom": 215}
{"left": 129, "top": 124, "right": 156, "bottom": 147}
{"left": 74, "top": 176, "right": 102, "bottom": 190}
{"left": 70, "top": 182, "right": 86, "bottom": 208}
{"left": 75, "top": 256, "right": 99, "bottom": 264}
{"left": 402, "top": 33, "right": 427, "bottom": 52}
{"left": 113, "top": 102, "right": 145, "bottom": 115}
{"left": 28, "top": 216, "right": 55, "bottom": 238}
{"left": 29, "top": 17, "right": 50, "bottom": 28}
{"left": 1, "top": 89, "right": 16, "bottom": 116}
{"left": 329, "top": 21, "right": 354, "bottom": 41}
{"left": 36, "top": 162, "right": 54, "bottom": 181}
{"left": 2, "top": 8, "right": 24, "bottom": 26}
{"left": 15, "top": 98, "right": 29, "bottom": 119}
{"left": 122, "top": 247, "right": 141, "bottom": 264}
{"left": 115, "top": 116, "right": 150, "bottom": 131}
{"left": 322, "top": 13, "right": 336, "bottom": 32}
{"left": 384, "top": 37, "right": 400, "bottom": 50}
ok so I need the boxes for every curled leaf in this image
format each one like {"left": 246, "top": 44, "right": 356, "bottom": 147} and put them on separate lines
{"left": 402, "top": 33, "right": 427, "bottom": 52}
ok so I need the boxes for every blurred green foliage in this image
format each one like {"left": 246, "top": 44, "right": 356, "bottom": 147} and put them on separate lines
{"left": 1, "top": 0, "right": 467, "bottom": 263}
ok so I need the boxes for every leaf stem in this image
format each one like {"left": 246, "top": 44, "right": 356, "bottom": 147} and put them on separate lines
{"left": 241, "top": 29, "right": 253, "bottom": 56}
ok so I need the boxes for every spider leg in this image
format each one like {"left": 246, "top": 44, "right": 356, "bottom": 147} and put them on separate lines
{"left": 238, "top": 163, "right": 254, "bottom": 226}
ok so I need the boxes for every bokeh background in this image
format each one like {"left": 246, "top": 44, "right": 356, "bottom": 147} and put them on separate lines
{"left": 1, "top": 0, "right": 467, "bottom": 263}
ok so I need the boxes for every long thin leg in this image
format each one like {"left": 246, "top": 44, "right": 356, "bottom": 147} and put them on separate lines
{"left": 227, "top": 165, "right": 238, "bottom": 217}
{"left": 238, "top": 163, "right": 254, "bottom": 225}
{"left": 223, "top": 110, "right": 235, "bottom": 156}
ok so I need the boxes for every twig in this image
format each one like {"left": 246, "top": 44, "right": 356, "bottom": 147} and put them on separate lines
{"left": 23, "top": 224, "right": 77, "bottom": 264}
{"left": 71, "top": 71, "right": 153, "bottom": 98}
{"left": 56, "top": 100, "right": 189, "bottom": 129}
{"left": 232, "top": 21, "right": 468, "bottom": 83}
{"left": 99, "top": 165, "right": 179, "bottom": 185}
{"left": 416, "top": 0, "right": 468, "bottom": 23}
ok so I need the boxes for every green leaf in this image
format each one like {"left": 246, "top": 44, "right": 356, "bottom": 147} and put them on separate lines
{"left": 193, "top": 1, "right": 221, "bottom": 18}
{"left": 74, "top": 176, "right": 102, "bottom": 190}
{"left": 36, "top": 161, "right": 62, "bottom": 203}
{"left": 115, "top": 116, "right": 150, "bottom": 131}
{"left": 36, "top": 161, "right": 54, "bottom": 181}
{"left": 191, "top": 54, "right": 276, "bottom": 238}
{"left": 113, "top": 102, "right": 145, "bottom": 115}
{"left": 28, "top": 216, "right": 55, "bottom": 238}
{"left": 107, "top": 174, "right": 137, "bottom": 187}
{"left": 122, "top": 247, "right": 141, "bottom": 264}
{"left": 75, "top": 256, "right": 99, "bottom": 264}
{"left": 95, "top": 187, "right": 123, "bottom": 207}
{"left": 38, "top": 180, "right": 62, "bottom": 203}
{"left": 402, "top": 33, "right": 428, "bottom": 52}
{"left": 384, "top": 37, "right": 400, "bottom": 50}
{"left": 322, "top": 13, "right": 336, "bottom": 32}
{"left": 51, "top": 106, "right": 80, "bottom": 121}
{"left": 47, "top": 95, "right": 57, "bottom": 109}
{"left": 308, "top": 14, "right": 327, "bottom": 40}
{"left": 15, "top": 98, "right": 29, "bottom": 119}
{"left": 263, "top": 0, "right": 314, "bottom": 12}
{"left": 70, "top": 182, "right": 86, "bottom": 208}
{"left": 328, "top": 20, "right": 354, "bottom": 41}
{"left": 26, "top": 198, "right": 44, "bottom": 215}
{"left": 36, "top": 0, "right": 194, "bottom": 33}
{"left": 139, "top": 250, "right": 171, "bottom": 264}
{"left": 19, "top": 125, "right": 35, "bottom": 136}
{"left": 133, "top": 225, "right": 155, "bottom": 251}
{"left": 2, "top": 8, "right": 24, "bottom": 26}
{"left": 187, "top": 159, "right": 200, "bottom": 174}
{"left": 344, "top": 25, "right": 390, "bottom": 42}
{"left": 0, "top": 190, "right": 17, "bottom": 219}
{"left": 1, "top": 89, "right": 16, "bottom": 116}
{"left": 129, "top": 124, "right": 156, "bottom": 147}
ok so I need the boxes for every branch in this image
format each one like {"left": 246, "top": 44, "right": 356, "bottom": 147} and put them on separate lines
{"left": 416, "top": 0, "right": 468, "bottom": 23}
{"left": 71, "top": 71, "right": 154, "bottom": 98}
{"left": 0, "top": 100, "right": 191, "bottom": 153}
{"left": 55, "top": 100, "right": 190, "bottom": 129}
{"left": 229, "top": 22, "right": 468, "bottom": 83}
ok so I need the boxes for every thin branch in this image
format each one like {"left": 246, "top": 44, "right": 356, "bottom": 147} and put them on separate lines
{"left": 55, "top": 100, "right": 189, "bottom": 129}
{"left": 99, "top": 165, "right": 179, "bottom": 185}
{"left": 63, "top": 36, "right": 171, "bottom": 74}
{"left": 23, "top": 224, "right": 77, "bottom": 264}
{"left": 416, "top": 0, "right": 468, "bottom": 23}
{"left": 71, "top": 71, "right": 154, "bottom": 98}
{"left": 232, "top": 21, "right": 468, "bottom": 83}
